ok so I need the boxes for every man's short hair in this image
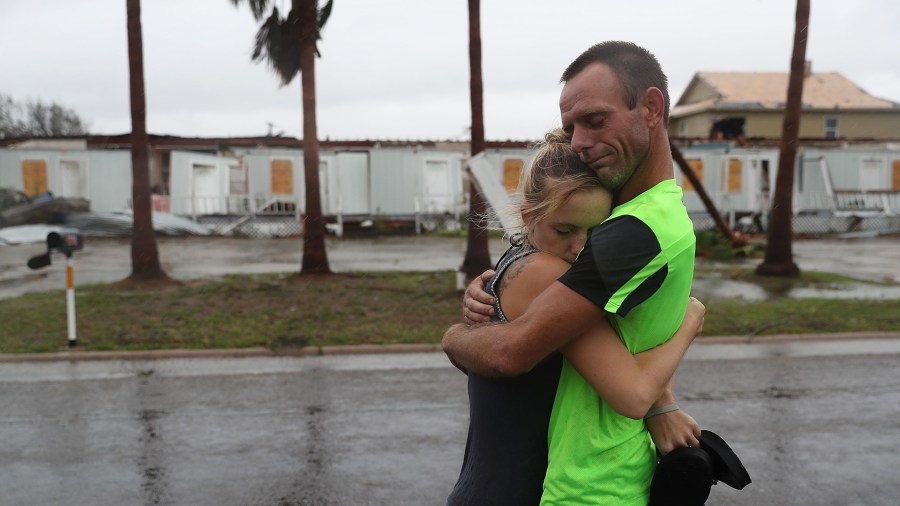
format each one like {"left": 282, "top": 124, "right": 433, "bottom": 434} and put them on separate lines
{"left": 561, "top": 41, "right": 670, "bottom": 123}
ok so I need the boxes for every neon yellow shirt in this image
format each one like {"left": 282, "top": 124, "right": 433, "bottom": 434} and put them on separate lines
{"left": 544, "top": 179, "right": 696, "bottom": 505}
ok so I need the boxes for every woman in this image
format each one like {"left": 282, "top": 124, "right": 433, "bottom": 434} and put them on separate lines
{"left": 446, "top": 129, "right": 703, "bottom": 505}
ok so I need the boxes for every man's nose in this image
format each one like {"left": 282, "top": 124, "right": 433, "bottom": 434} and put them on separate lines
{"left": 570, "top": 128, "right": 590, "bottom": 157}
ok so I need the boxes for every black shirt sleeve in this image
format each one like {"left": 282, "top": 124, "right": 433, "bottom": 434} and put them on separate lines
{"left": 558, "top": 215, "right": 666, "bottom": 317}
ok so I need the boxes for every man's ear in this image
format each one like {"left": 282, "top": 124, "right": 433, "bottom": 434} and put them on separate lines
{"left": 641, "top": 87, "right": 666, "bottom": 128}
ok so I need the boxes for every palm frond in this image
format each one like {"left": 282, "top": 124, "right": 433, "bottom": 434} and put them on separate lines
{"left": 318, "top": 0, "right": 334, "bottom": 30}
{"left": 231, "top": 0, "right": 269, "bottom": 21}
{"left": 251, "top": 7, "right": 302, "bottom": 86}
{"left": 230, "top": 0, "right": 271, "bottom": 21}
{"left": 245, "top": 0, "right": 332, "bottom": 85}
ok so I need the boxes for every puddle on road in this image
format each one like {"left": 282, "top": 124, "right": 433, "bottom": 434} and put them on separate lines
{"left": 692, "top": 276, "right": 900, "bottom": 301}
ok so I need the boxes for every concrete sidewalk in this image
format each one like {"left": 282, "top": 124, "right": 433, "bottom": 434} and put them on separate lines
{"left": 1, "top": 330, "right": 899, "bottom": 364}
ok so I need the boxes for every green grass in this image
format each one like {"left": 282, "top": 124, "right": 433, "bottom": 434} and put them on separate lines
{"left": 0, "top": 270, "right": 898, "bottom": 354}
{"left": 701, "top": 298, "right": 900, "bottom": 336}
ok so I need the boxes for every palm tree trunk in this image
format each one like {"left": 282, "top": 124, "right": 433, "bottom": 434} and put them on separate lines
{"left": 126, "top": 0, "right": 166, "bottom": 280}
{"left": 671, "top": 143, "right": 742, "bottom": 245}
{"left": 461, "top": 0, "right": 491, "bottom": 280}
{"left": 298, "top": 0, "right": 331, "bottom": 275}
{"left": 757, "top": 0, "right": 808, "bottom": 277}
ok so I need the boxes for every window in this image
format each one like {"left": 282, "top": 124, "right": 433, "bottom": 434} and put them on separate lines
{"left": 21, "top": 159, "right": 48, "bottom": 196}
{"left": 502, "top": 159, "right": 524, "bottom": 192}
{"left": 709, "top": 117, "right": 745, "bottom": 140}
{"left": 682, "top": 159, "right": 703, "bottom": 192}
{"left": 893, "top": 160, "right": 900, "bottom": 191}
{"left": 824, "top": 117, "right": 839, "bottom": 139}
{"left": 271, "top": 159, "right": 294, "bottom": 195}
{"left": 723, "top": 159, "right": 742, "bottom": 192}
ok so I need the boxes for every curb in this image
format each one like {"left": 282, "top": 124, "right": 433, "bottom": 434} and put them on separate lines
{"left": 689, "top": 330, "right": 900, "bottom": 345}
{"left": 0, "top": 333, "right": 898, "bottom": 364}
{"left": 0, "top": 343, "right": 443, "bottom": 364}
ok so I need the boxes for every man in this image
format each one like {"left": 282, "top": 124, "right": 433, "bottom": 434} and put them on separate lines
{"left": 443, "top": 41, "right": 699, "bottom": 505}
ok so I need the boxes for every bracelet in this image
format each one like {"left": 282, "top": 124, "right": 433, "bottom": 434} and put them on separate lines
{"left": 644, "top": 403, "right": 680, "bottom": 419}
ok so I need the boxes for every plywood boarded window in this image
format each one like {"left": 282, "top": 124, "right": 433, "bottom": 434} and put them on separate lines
{"left": 22, "top": 159, "right": 48, "bottom": 196}
{"left": 892, "top": 160, "right": 900, "bottom": 190}
{"left": 502, "top": 159, "right": 524, "bottom": 192}
{"left": 682, "top": 159, "right": 703, "bottom": 192}
{"left": 724, "top": 159, "right": 742, "bottom": 193}
{"left": 271, "top": 159, "right": 293, "bottom": 195}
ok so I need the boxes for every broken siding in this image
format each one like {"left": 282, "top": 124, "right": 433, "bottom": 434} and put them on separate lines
{"left": 802, "top": 147, "right": 897, "bottom": 192}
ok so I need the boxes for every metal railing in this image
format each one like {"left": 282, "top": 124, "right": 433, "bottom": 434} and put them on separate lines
{"left": 127, "top": 190, "right": 899, "bottom": 238}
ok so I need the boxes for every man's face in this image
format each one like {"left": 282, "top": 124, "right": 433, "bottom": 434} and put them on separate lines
{"left": 559, "top": 62, "right": 651, "bottom": 191}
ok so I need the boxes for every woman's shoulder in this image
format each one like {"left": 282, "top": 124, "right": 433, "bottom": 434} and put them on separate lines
{"left": 512, "top": 250, "right": 570, "bottom": 277}
{"left": 495, "top": 251, "right": 572, "bottom": 321}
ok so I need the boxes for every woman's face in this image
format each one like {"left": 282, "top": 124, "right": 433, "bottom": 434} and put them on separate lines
{"left": 527, "top": 187, "right": 612, "bottom": 264}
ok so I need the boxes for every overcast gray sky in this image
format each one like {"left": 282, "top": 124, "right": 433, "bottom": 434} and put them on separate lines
{"left": 2, "top": 0, "right": 898, "bottom": 141}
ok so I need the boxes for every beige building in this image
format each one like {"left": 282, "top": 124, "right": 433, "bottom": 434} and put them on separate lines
{"left": 669, "top": 68, "right": 900, "bottom": 141}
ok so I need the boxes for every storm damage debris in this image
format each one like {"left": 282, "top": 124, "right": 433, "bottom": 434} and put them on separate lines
{"left": 0, "top": 188, "right": 89, "bottom": 228}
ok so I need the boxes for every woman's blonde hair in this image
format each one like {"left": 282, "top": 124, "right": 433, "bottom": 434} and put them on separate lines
{"left": 505, "top": 128, "right": 608, "bottom": 247}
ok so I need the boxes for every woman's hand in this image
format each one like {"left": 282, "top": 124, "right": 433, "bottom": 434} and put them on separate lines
{"left": 646, "top": 408, "right": 701, "bottom": 456}
{"left": 684, "top": 296, "right": 705, "bottom": 340}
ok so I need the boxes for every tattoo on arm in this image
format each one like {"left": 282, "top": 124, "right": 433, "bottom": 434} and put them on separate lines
{"left": 497, "top": 255, "right": 532, "bottom": 297}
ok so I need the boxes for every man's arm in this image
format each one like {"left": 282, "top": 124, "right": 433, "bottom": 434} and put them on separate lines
{"left": 443, "top": 281, "right": 604, "bottom": 377}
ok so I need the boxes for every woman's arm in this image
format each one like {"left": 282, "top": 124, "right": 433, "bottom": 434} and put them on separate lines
{"left": 560, "top": 298, "right": 704, "bottom": 419}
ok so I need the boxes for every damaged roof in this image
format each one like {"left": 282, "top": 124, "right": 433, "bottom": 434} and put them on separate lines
{"left": 672, "top": 71, "right": 900, "bottom": 118}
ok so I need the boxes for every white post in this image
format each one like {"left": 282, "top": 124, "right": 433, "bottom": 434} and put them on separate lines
{"left": 337, "top": 195, "right": 344, "bottom": 237}
{"left": 414, "top": 195, "right": 421, "bottom": 235}
{"left": 65, "top": 256, "right": 77, "bottom": 347}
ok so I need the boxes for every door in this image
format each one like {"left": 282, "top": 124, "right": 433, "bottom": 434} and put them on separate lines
{"left": 191, "top": 163, "right": 219, "bottom": 214}
{"left": 335, "top": 152, "right": 370, "bottom": 214}
{"left": 422, "top": 159, "right": 452, "bottom": 212}
{"left": 859, "top": 159, "right": 883, "bottom": 191}
{"left": 58, "top": 159, "right": 88, "bottom": 199}
{"left": 746, "top": 156, "right": 774, "bottom": 213}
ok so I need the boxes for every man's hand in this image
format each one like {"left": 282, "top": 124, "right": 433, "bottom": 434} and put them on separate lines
{"left": 462, "top": 269, "right": 496, "bottom": 325}
{"left": 646, "top": 409, "right": 701, "bottom": 456}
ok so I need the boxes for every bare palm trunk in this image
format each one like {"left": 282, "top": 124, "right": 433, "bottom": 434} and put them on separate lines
{"left": 461, "top": 0, "right": 491, "bottom": 279}
{"left": 757, "top": 0, "right": 809, "bottom": 277}
{"left": 126, "top": 0, "right": 166, "bottom": 280}
{"left": 298, "top": 0, "right": 331, "bottom": 275}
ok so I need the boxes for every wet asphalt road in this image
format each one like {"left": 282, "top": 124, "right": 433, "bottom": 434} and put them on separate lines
{"left": 2, "top": 235, "right": 899, "bottom": 504}
{"left": 1, "top": 338, "right": 899, "bottom": 506}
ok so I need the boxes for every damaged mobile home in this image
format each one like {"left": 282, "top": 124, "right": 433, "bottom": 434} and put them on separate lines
{"left": 1, "top": 134, "right": 899, "bottom": 237}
